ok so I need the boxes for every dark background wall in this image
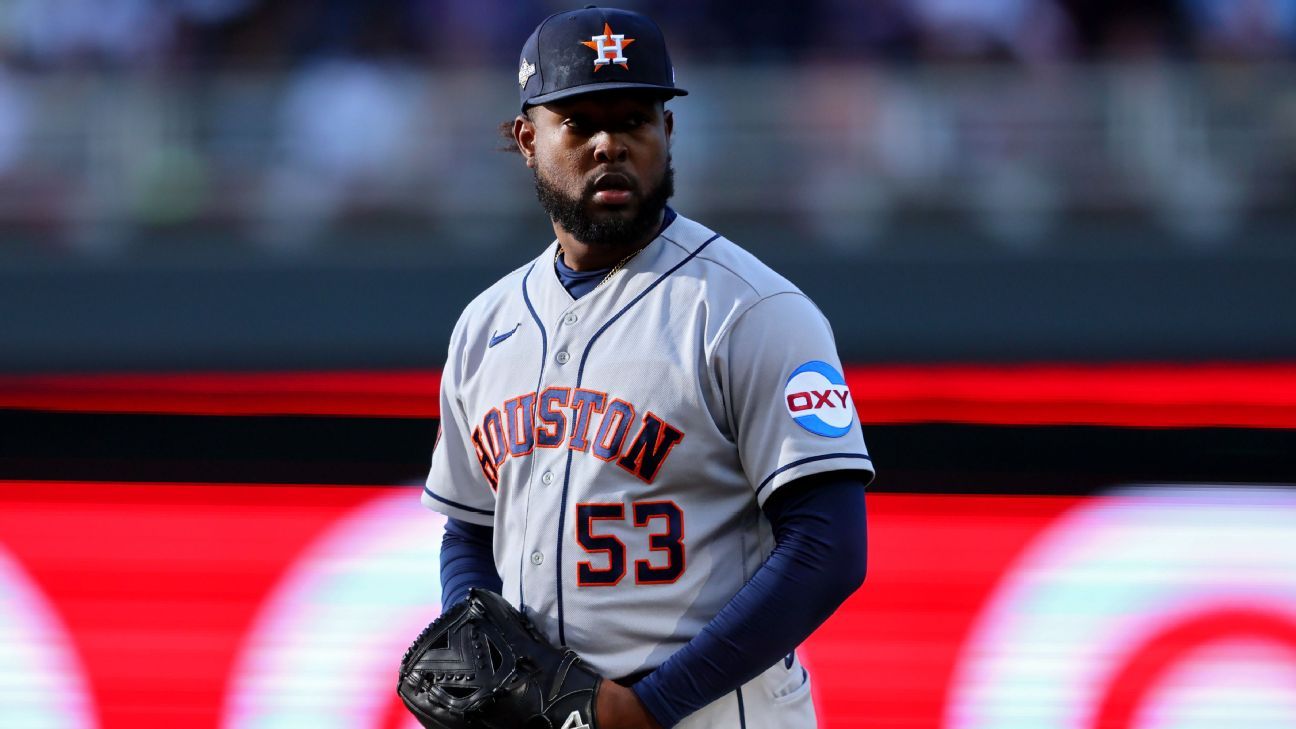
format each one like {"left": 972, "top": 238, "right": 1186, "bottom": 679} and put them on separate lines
{"left": 1, "top": 1, "right": 1294, "bottom": 372}
{"left": 4, "top": 246, "right": 1293, "bottom": 371}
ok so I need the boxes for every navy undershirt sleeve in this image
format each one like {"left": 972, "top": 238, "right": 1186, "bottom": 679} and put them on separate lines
{"left": 439, "top": 517, "right": 502, "bottom": 611}
{"left": 630, "top": 472, "right": 869, "bottom": 728}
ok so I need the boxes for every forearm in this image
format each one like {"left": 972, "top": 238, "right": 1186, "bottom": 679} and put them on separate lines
{"left": 439, "top": 517, "right": 502, "bottom": 610}
{"left": 630, "top": 474, "right": 869, "bottom": 728}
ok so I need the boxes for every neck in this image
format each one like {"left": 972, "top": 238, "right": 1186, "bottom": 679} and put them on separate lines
{"left": 554, "top": 210, "right": 664, "bottom": 271}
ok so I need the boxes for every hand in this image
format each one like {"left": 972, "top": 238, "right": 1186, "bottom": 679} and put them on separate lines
{"left": 595, "top": 679, "right": 664, "bottom": 729}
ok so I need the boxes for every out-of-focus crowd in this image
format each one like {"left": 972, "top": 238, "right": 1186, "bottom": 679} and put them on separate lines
{"left": 0, "top": 0, "right": 1293, "bottom": 255}
{"left": 0, "top": 0, "right": 1293, "bottom": 69}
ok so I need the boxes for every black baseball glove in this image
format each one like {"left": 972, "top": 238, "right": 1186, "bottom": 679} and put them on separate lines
{"left": 398, "top": 588, "right": 603, "bottom": 729}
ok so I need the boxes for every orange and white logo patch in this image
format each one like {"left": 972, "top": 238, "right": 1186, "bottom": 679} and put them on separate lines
{"left": 580, "top": 22, "right": 634, "bottom": 71}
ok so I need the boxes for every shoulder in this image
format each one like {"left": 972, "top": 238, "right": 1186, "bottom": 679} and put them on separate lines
{"left": 660, "top": 214, "right": 805, "bottom": 303}
{"left": 451, "top": 255, "right": 547, "bottom": 338}
{"left": 657, "top": 214, "right": 831, "bottom": 353}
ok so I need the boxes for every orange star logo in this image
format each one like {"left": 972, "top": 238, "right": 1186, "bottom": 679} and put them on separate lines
{"left": 580, "top": 22, "right": 635, "bottom": 72}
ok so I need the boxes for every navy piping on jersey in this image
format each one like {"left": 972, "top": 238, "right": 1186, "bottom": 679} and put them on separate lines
{"left": 520, "top": 262, "right": 548, "bottom": 610}
{"left": 522, "top": 263, "right": 547, "bottom": 366}
{"left": 736, "top": 686, "right": 747, "bottom": 728}
{"left": 554, "top": 232, "right": 722, "bottom": 645}
{"left": 755, "top": 453, "right": 874, "bottom": 498}
{"left": 422, "top": 486, "right": 495, "bottom": 516}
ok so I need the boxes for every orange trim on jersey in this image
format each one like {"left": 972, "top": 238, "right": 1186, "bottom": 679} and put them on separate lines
{"left": 617, "top": 410, "right": 685, "bottom": 484}
{"left": 503, "top": 394, "right": 537, "bottom": 458}
{"left": 575, "top": 502, "right": 627, "bottom": 587}
{"left": 567, "top": 388, "right": 609, "bottom": 452}
{"left": 592, "top": 399, "right": 636, "bottom": 463}
{"left": 470, "top": 426, "right": 500, "bottom": 491}
{"left": 632, "top": 500, "right": 686, "bottom": 585}
{"left": 482, "top": 408, "right": 507, "bottom": 466}
{"left": 536, "top": 387, "right": 572, "bottom": 448}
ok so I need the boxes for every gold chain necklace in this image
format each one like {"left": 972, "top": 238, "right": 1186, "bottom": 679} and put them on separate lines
{"left": 556, "top": 242, "right": 650, "bottom": 290}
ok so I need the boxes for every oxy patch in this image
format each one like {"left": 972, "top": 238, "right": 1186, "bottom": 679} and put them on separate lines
{"left": 784, "top": 360, "right": 854, "bottom": 437}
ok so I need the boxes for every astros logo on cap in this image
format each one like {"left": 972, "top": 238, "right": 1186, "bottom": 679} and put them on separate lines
{"left": 581, "top": 22, "right": 635, "bottom": 71}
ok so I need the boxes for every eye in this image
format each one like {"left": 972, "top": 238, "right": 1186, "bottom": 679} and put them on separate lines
{"left": 563, "top": 118, "right": 590, "bottom": 134}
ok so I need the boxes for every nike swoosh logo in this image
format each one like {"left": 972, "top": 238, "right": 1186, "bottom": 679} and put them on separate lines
{"left": 489, "top": 324, "right": 520, "bottom": 348}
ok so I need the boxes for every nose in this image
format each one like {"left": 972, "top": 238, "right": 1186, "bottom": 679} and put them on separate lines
{"left": 592, "top": 131, "right": 629, "bottom": 164}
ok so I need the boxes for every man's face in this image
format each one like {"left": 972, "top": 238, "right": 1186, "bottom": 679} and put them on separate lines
{"left": 517, "top": 91, "right": 674, "bottom": 248}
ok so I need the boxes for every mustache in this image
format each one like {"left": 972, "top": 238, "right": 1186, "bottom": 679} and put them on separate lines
{"left": 532, "top": 161, "right": 675, "bottom": 249}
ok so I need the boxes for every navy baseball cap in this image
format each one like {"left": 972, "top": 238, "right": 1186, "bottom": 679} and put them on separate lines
{"left": 517, "top": 6, "right": 688, "bottom": 111}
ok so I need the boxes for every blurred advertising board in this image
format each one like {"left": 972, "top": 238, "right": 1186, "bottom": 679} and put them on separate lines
{"left": 1, "top": 365, "right": 1294, "bottom": 727}
{"left": 1, "top": 482, "right": 1294, "bottom": 728}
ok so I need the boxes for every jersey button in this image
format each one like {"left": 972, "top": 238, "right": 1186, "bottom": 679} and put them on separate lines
{"left": 530, "top": 551, "right": 544, "bottom": 565}
{"left": 563, "top": 313, "right": 579, "bottom": 326}
{"left": 540, "top": 471, "right": 555, "bottom": 485}
{"left": 555, "top": 351, "right": 570, "bottom": 364}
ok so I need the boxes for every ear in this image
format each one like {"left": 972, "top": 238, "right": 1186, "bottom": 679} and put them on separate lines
{"left": 514, "top": 114, "right": 537, "bottom": 169}
{"left": 663, "top": 108, "right": 674, "bottom": 142}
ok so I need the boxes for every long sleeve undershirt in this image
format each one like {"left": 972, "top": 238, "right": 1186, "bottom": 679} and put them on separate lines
{"left": 629, "top": 473, "right": 868, "bottom": 727}
{"left": 438, "top": 471, "right": 869, "bottom": 728}
{"left": 439, "top": 518, "right": 501, "bottom": 610}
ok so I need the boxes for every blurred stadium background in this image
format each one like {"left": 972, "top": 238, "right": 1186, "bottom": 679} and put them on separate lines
{"left": 1, "top": 1, "right": 1296, "bottom": 727}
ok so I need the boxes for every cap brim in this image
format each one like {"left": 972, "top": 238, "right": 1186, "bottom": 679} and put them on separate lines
{"left": 524, "top": 83, "right": 688, "bottom": 109}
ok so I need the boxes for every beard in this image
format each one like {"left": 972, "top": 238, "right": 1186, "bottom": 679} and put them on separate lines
{"left": 533, "top": 160, "right": 675, "bottom": 249}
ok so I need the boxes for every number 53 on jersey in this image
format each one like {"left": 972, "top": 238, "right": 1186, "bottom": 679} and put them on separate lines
{"left": 575, "top": 500, "right": 684, "bottom": 586}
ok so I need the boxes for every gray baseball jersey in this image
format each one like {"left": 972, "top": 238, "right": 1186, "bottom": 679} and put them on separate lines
{"left": 423, "top": 212, "right": 872, "bottom": 685}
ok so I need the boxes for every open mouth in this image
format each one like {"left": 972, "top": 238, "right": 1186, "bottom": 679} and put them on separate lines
{"left": 591, "top": 173, "right": 635, "bottom": 205}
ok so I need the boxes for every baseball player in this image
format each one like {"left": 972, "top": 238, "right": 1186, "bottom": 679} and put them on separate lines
{"left": 422, "top": 7, "right": 873, "bottom": 728}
